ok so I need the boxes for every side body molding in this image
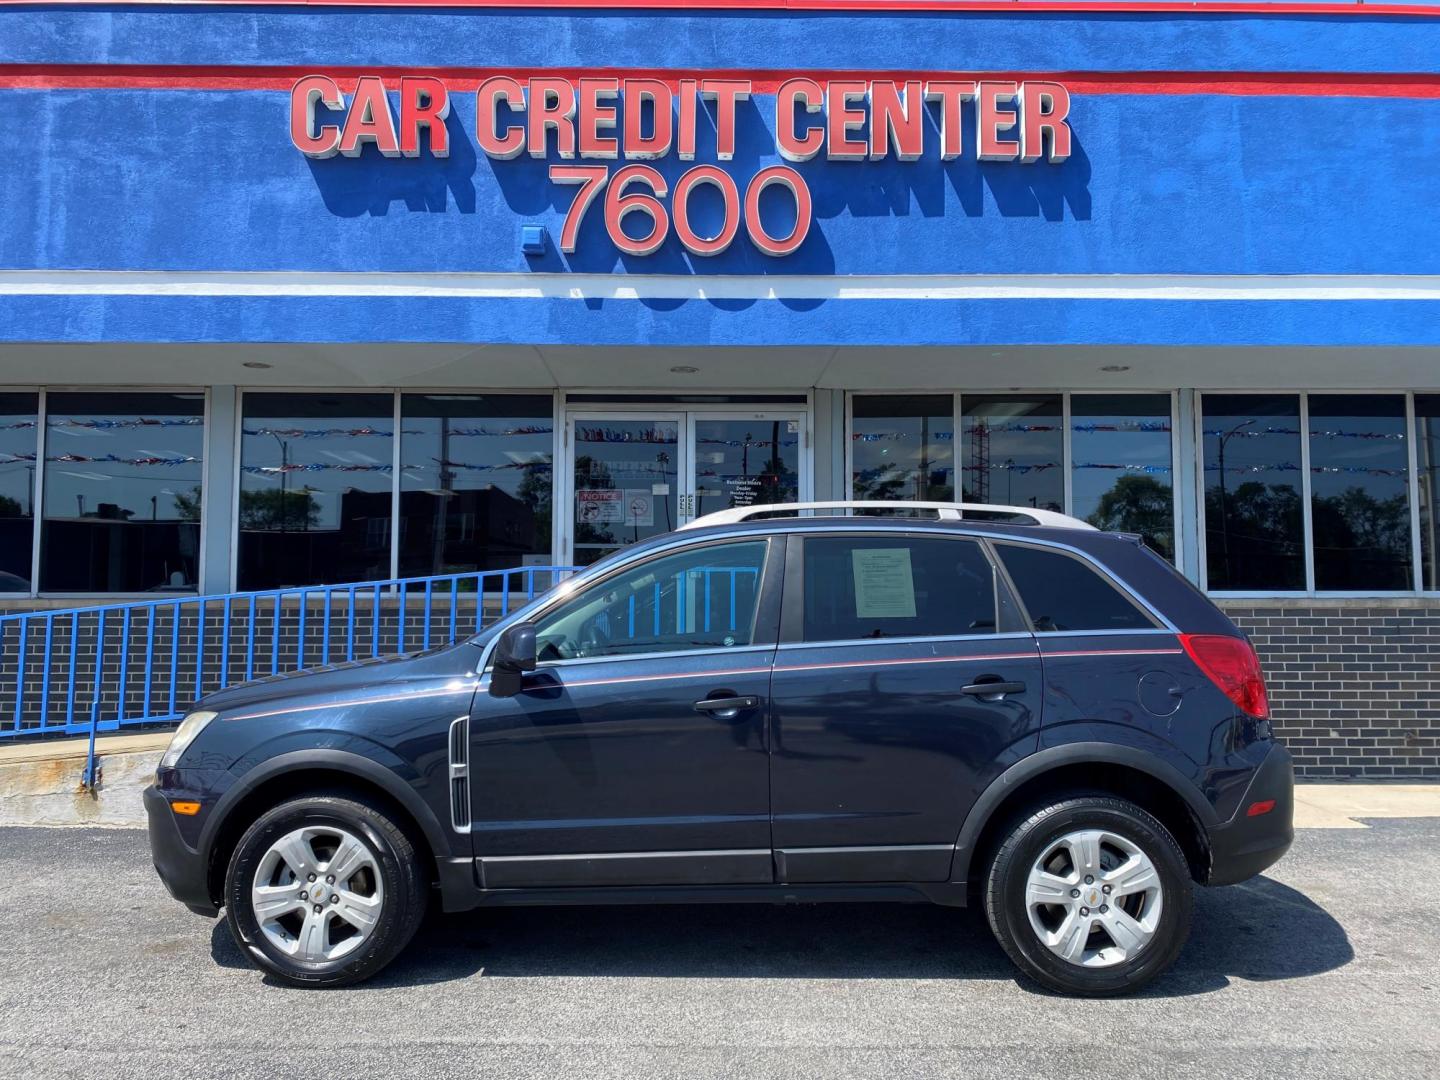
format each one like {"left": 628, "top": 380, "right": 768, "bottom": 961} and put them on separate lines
{"left": 947, "top": 741, "right": 1220, "bottom": 885}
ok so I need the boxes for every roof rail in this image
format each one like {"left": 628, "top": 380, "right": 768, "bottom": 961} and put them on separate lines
{"left": 680, "top": 501, "right": 1096, "bottom": 531}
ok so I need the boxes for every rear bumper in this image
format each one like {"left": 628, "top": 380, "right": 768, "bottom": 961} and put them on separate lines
{"left": 1204, "top": 743, "right": 1295, "bottom": 886}
{"left": 144, "top": 785, "right": 219, "bottom": 916}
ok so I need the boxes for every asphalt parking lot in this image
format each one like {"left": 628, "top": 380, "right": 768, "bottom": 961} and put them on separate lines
{"left": 0, "top": 820, "right": 1435, "bottom": 1080}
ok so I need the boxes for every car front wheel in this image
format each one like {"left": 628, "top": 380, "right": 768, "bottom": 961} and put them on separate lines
{"left": 224, "top": 794, "right": 426, "bottom": 987}
{"left": 984, "top": 796, "right": 1193, "bottom": 996}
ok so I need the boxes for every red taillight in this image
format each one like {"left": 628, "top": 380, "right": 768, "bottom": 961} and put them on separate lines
{"left": 1247, "top": 799, "right": 1276, "bottom": 817}
{"left": 1178, "top": 633, "right": 1270, "bottom": 719}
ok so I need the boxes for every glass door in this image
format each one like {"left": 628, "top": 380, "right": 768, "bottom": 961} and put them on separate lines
{"left": 566, "top": 413, "right": 684, "bottom": 567}
{"left": 689, "top": 413, "right": 806, "bottom": 520}
{"left": 562, "top": 408, "right": 809, "bottom": 566}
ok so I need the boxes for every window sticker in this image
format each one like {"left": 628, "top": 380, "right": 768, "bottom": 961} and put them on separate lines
{"left": 851, "top": 548, "right": 916, "bottom": 619}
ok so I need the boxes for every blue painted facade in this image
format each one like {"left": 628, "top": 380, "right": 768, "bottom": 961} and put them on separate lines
{"left": 2, "top": 5, "right": 1439, "bottom": 345}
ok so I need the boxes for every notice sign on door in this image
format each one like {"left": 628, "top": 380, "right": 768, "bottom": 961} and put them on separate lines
{"left": 577, "top": 489, "right": 624, "bottom": 523}
{"left": 851, "top": 548, "right": 917, "bottom": 619}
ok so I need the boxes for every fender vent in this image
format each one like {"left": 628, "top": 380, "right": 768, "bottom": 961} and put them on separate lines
{"left": 448, "top": 715, "right": 470, "bottom": 832}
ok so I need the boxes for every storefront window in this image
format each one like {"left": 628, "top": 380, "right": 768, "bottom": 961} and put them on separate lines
{"left": 238, "top": 394, "right": 394, "bottom": 590}
{"left": 1202, "top": 394, "right": 1304, "bottom": 591}
{"left": 398, "top": 394, "right": 554, "bottom": 578}
{"left": 961, "top": 395, "right": 1062, "bottom": 511}
{"left": 850, "top": 395, "right": 954, "bottom": 501}
{"left": 40, "top": 392, "right": 205, "bottom": 593}
{"left": 1309, "top": 395, "right": 1411, "bottom": 591}
{"left": 1070, "top": 394, "right": 1175, "bottom": 561}
{"left": 1418, "top": 395, "right": 1440, "bottom": 591}
{"left": 0, "top": 393, "right": 39, "bottom": 593}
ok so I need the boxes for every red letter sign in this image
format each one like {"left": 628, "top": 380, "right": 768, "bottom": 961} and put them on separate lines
{"left": 476, "top": 76, "right": 526, "bottom": 159}
{"left": 290, "top": 75, "right": 343, "bottom": 158}
{"left": 578, "top": 77, "right": 620, "bottom": 159}
{"left": 623, "top": 79, "right": 673, "bottom": 160}
{"left": 399, "top": 77, "right": 450, "bottom": 158}
{"left": 744, "top": 165, "right": 812, "bottom": 256}
{"left": 700, "top": 79, "right": 752, "bottom": 161}
{"left": 924, "top": 81, "right": 975, "bottom": 161}
{"left": 776, "top": 78, "right": 824, "bottom": 163}
{"left": 976, "top": 81, "right": 1020, "bottom": 161}
{"left": 1020, "top": 81, "right": 1072, "bottom": 163}
{"left": 528, "top": 77, "right": 577, "bottom": 159}
{"left": 339, "top": 76, "right": 400, "bottom": 157}
{"left": 869, "top": 81, "right": 923, "bottom": 161}
{"left": 825, "top": 81, "right": 868, "bottom": 162}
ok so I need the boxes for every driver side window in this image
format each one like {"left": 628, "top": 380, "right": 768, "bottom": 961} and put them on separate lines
{"left": 534, "top": 540, "right": 769, "bottom": 662}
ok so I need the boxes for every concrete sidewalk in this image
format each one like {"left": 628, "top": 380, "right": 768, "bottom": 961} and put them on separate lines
{"left": 1, "top": 731, "right": 1437, "bottom": 829}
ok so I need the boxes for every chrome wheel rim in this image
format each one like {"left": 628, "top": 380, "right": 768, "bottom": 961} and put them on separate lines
{"left": 1025, "top": 828, "right": 1163, "bottom": 969}
{"left": 251, "top": 826, "right": 384, "bottom": 963}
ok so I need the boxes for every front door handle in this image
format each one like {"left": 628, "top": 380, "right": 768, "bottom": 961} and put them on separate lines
{"left": 960, "top": 679, "right": 1027, "bottom": 699}
{"left": 693, "top": 695, "right": 760, "bottom": 719}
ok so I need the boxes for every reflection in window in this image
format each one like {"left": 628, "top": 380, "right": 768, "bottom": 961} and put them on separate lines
{"left": 238, "top": 394, "right": 394, "bottom": 590}
{"left": 572, "top": 419, "right": 680, "bottom": 566}
{"left": 851, "top": 395, "right": 954, "bottom": 501}
{"left": 40, "top": 392, "right": 205, "bottom": 593}
{"left": 1202, "top": 395, "right": 1304, "bottom": 591}
{"left": 535, "top": 540, "right": 768, "bottom": 660}
{"left": 1419, "top": 396, "right": 1440, "bottom": 591}
{"left": 694, "top": 417, "right": 801, "bottom": 518}
{"left": 1309, "top": 395, "right": 1411, "bottom": 591}
{"left": 962, "top": 395, "right": 1062, "bottom": 511}
{"left": 0, "top": 393, "right": 38, "bottom": 592}
{"left": 398, "top": 395, "right": 553, "bottom": 578}
{"left": 1070, "top": 394, "right": 1175, "bottom": 561}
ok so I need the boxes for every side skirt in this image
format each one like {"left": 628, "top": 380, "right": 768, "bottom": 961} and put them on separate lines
{"left": 436, "top": 871, "right": 970, "bottom": 913}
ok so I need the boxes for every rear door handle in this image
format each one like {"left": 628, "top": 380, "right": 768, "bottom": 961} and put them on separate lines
{"left": 960, "top": 680, "right": 1027, "bottom": 699}
{"left": 693, "top": 695, "right": 760, "bottom": 718}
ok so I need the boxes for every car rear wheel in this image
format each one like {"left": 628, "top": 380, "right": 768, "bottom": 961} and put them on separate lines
{"left": 984, "top": 796, "right": 1193, "bottom": 996}
{"left": 224, "top": 794, "right": 426, "bottom": 987}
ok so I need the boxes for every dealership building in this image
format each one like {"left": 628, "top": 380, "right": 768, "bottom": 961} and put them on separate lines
{"left": 2, "top": 0, "right": 1439, "bottom": 777}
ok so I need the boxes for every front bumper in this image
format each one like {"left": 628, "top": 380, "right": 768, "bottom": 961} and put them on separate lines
{"left": 1204, "top": 743, "right": 1295, "bottom": 886}
{"left": 143, "top": 785, "right": 219, "bottom": 916}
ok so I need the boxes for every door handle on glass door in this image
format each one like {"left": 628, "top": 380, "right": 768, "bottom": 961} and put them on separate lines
{"left": 693, "top": 695, "right": 759, "bottom": 719}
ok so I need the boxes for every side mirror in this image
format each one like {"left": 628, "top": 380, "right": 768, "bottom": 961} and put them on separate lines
{"left": 488, "top": 621, "right": 538, "bottom": 698}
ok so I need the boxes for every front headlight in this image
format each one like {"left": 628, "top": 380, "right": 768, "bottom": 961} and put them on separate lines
{"left": 160, "top": 710, "right": 218, "bottom": 769}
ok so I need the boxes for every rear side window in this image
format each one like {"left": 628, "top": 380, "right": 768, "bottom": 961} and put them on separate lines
{"left": 995, "top": 543, "right": 1155, "bottom": 633}
{"left": 802, "top": 535, "right": 997, "bottom": 642}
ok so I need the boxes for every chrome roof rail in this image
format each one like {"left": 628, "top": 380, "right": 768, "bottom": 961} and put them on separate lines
{"left": 680, "top": 501, "right": 1097, "bottom": 531}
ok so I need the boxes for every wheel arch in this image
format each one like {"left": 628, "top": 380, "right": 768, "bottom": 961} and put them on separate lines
{"left": 951, "top": 743, "right": 1218, "bottom": 887}
{"left": 201, "top": 750, "right": 453, "bottom": 907}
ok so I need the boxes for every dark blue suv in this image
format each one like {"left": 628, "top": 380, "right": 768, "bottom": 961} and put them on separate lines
{"left": 145, "top": 503, "right": 1293, "bottom": 995}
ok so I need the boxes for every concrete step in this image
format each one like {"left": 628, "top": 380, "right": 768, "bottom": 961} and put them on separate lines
{"left": 0, "top": 731, "right": 168, "bottom": 828}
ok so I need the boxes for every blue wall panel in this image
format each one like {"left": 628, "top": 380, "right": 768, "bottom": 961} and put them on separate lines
{"left": 4, "top": 6, "right": 1439, "bottom": 346}
{"left": 2, "top": 89, "right": 1438, "bottom": 277}
{"left": 4, "top": 293, "right": 1439, "bottom": 347}
{"left": 2, "top": 8, "right": 1438, "bottom": 75}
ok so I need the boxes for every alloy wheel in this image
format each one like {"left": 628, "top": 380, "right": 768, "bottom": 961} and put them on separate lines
{"left": 250, "top": 825, "right": 385, "bottom": 963}
{"left": 1024, "top": 828, "right": 1164, "bottom": 968}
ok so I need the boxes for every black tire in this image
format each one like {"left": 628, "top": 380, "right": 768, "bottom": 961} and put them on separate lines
{"left": 224, "top": 794, "right": 426, "bottom": 987}
{"left": 984, "top": 796, "right": 1193, "bottom": 996}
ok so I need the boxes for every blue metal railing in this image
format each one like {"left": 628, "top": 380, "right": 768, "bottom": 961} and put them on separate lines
{"left": 0, "top": 566, "right": 579, "bottom": 749}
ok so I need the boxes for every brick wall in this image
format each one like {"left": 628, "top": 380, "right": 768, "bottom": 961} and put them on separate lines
{"left": 1220, "top": 600, "right": 1440, "bottom": 779}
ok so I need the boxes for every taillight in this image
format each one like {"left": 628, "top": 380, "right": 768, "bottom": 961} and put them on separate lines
{"left": 1178, "top": 633, "right": 1270, "bottom": 719}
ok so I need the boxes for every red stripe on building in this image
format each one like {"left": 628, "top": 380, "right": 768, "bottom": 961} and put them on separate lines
{"left": 4, "top": 64, "right": 1440, "bottom": 98}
